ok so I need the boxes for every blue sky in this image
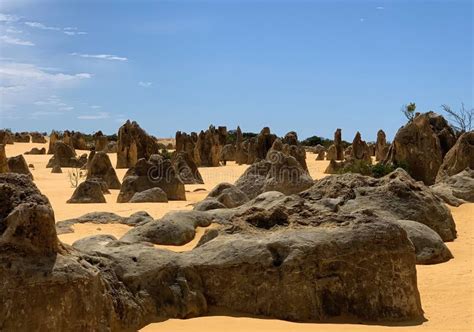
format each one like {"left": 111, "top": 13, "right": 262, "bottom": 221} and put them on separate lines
{"left": 0, "top": 0, "right": 472, "bottom": 141}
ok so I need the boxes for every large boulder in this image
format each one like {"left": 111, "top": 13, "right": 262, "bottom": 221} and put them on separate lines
{"left": 393, "top": 220, "right": 453, "bottom": 265}
{"left": 46, "top": 142, "right": 86, "bottom": 168}
{"left": 203, "top": 182, "right": 249, "bottom": 208}
{"left": 86, "top": 151, "right": 121, "bottom": 189}
{"left": 0, "top": 173, "right": 139, "bottom": 331}
{"left": 436, "top": 131, "right": 474, "bottom": 181}
{"left": 7, "top": 155, "right": 33, "bottom": 179}
{"left": 301, "top": 169, "right": 457, "bottom": 241}
{"left": 117, "top": 155, "right": 186, "bottom": 202}
{"left": 116, "top": 120, "right": 160, "bottom": 168}
{"left": 375, "top": 129, "right": 389, "bottom": 161}
{"left": 129, "top": 187, "right": 168, "bottom": 203}
{"left": 0, "top": 173, "right": 425, "bottom": 329}
{"left": 431, "top": 169, "right": 474, "bottom": 206}
{"left": 384, "top": 112, "right": 456, "bottom": 185}
{"left": 172, "top": 151, "right": 204, "bottom": 184}
{"left": 120, "top": 210, "right": 212, "bottom": 245}
{"left": 0, "top": 144, "right": 9, "bottom": 173}
{"left": 71, "top": 132, "right": 87, "bottom": 150}
{"left": 326, "top": 144, "right": 337, "bottom": 160}
{"left": 67, "top": 180, "right": 106, "bottom": 203}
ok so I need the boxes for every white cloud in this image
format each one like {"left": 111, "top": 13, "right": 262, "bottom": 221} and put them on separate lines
{"left": 90, "top": 105, "right": 101, "bottom": 109}
{"left": 0, "top": 62, "right": 92, "bottom": 110}
{"left": 70, "top": 52, "right": 128, "bottom": 61}
{"left": 77, "top": 112, "right": 110, "bottom": 120}
{"left": 24, "top": 21, "right": 87, "bottom": 36}
{"left": 25, "top": 21, "right": 60, "bottom": 31}
{"left": 360, "top": 18, "right": 365, "bottom": 23}
{"left": 0, "top": 35, "right": 34, "bottom": 46}
{"left": 5, "top": 27, "right": 22, "bottom": 34}
{"left": 0, "top": 13, "right": 20, "bottom": 23}
{"left": 139, "top": 81, "right": 152, "bottom": 88}
{"left": 64, "top": 31, "right": 87, "bottom": 36}
{"left": 376, "top": 6, "right": 385, "bottom": 10}
{"left": 0, "top": 62, "right": 91, "bottom": 83}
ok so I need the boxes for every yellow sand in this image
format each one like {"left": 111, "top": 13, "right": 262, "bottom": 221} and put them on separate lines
{"left": 4, "top": 142, "right": 473, "bottom": 331}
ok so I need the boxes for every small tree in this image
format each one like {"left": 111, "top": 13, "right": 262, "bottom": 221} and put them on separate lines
{"left": 401, "top": 102, "right": 417, "bottom": 122}
{"left": 441, "top": 103, "right": 473, "bottom": 134}
{"left": 68, "top": 167, "right": 86, "bottom": 188}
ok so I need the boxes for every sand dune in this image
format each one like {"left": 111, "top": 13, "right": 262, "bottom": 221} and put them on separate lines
{"left": 4, "top": 141, "right": 473, "bottom": 331}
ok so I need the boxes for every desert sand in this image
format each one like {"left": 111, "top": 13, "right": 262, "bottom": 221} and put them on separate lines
{"left": 4, "top": 141, "right": 473, "bottom": 332}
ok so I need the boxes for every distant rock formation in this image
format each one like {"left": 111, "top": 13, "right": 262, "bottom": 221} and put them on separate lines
{"left": 172, "top": 151, "right": 204, "bottom": 184}
{"left": 334, "top": 128, "right": 344, "bottom": 160}
{"left": 0, "top": 130, "right": 14, "bottom": 145}
{"left": 25, "top": 147, "right": 46, "bottom": 155}
{"left": 13, "top": 132, "right": 30, "bottom": 143}
{"left": 47, "top": 130, "right": 60, "bottom": 154}
{"left": 116, "top": 120, "right": 160, "bottom": 168}
{"left": 46, "top": 142, "right": 87, "bottom": 168}
{"left": 350, "top": 132, "right": 372, "bottom": 162}
{"left": 30, "top": 132, "right": 46, "bottom": 144}
{"left": 375, "top": 129, "right": 389, "bottom": 161}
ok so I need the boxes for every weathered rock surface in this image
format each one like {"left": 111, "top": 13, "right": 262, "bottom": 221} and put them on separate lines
{"left": 130, "top": 187, "right": 168, "bottom": 203}
{"left": 116, "top": 120, "right": 160, "bottom": 168}
{"left": 1, "top": 173, "right": 425, "bottom": 329}
{"left": 120, "top": 210, "right": 213, "bottom": 245}
{"left": 56, "top": 211, "right": 153, "bottom": 234}
{"left": 67, "top": 180, "right": 106, "bottom": 203}
{"left": 25, "top": 147, "right": 46, "bottom": 155}
{"left": 301, "top": 169, "right": 456, "bottom": 241}
{"left": 86, "top": 151, "right": 121, "bottom": 189}
{"left": 431, "top": 169, "right": 474, "bottom": 206}
{"left": 326, "top": 144, "right": 337, "bottom": 160}
{"left": 436, "top": 131, "right": 474, "bottom": 181}
{"left": 384, "top": 112, "right": 456, "bottom": 185}
{"left": 7, "top": 154, "right": 33, "bottom": 179}
{"left": 0, "top": 173, "right": 142, "bottom": 331}
{"left": 117, "top": 155, "right": 186, "bottom": 202}
{"left": 172, "top": 151, "right": 204, "bottom": 184}
{"left": 46, "top": 142, "right": 86, "bottom": 168}
{"left": 393, "top": 220, "right": 453, "bottom": 265}
{"left": 201, "top": 183, "right": 249, "bottom": 209}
